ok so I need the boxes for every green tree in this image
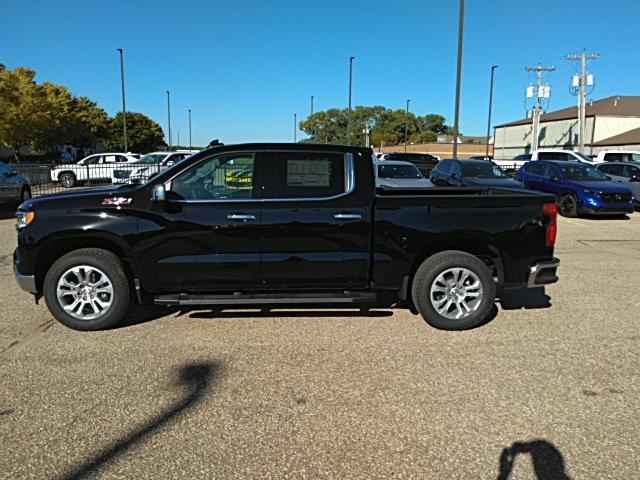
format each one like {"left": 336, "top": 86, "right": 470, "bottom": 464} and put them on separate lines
{"left": 0, "top": 66, "right": 47, "bottom": 160}
{"left": 104, "top": 112, "right": 166, "bottom": 153}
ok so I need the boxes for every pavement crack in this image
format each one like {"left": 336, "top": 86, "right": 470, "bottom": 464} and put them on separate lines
{"left": 0, "top": 319, "right": 55, "bottom": 361}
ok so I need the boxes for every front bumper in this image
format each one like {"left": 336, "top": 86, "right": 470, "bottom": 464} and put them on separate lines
{"left": 14, "top": 266, "right": 37, "bottom": 294}
{"left": 579, "top": 205, "right": 634, "bottom": 215}
{"left": 527, "top": 258, "right": 560, "bottom": 288}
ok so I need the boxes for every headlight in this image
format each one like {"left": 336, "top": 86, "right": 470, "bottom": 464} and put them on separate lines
{"left": 582, "top": 189, "right": 601, "bottom": 196}
{"left": 16, "top": 211, "right": 35, "bottom": 229}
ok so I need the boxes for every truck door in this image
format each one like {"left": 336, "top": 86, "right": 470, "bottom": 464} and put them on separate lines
{"left": 138, "top": 151, "right": 264, "bottom": 291}
{"left": 260, "top": 150, "right": 371, "bottom": 290}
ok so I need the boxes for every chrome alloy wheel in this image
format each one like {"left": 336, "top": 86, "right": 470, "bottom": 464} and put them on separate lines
{"left": 429, "top": 267, "right": 484, "bottom": 320}
{"left": 56, "top": 265, "right": 114, "bottom": 320}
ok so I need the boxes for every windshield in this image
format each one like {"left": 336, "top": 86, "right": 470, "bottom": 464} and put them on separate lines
{"left": 138, "top": 153, "right": 168, "bottom": 164}
{"left": 561, "top": 164, "right": 607, "bottom": 181}
{"left": 461, "top": 162, "right": 508, "bottom": 178}
{"left": 378, "top": 164, "right": 423, "bottom": 179}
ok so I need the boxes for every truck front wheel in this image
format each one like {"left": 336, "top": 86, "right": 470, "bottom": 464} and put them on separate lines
{"left": 43, "top": 248, "right": 131, "bottom": 331}
{"left": 411, "top": 250, "right": 496, "bottom": 330}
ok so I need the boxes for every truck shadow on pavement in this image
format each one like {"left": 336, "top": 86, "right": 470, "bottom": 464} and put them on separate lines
{"left": 497, "top": 439, "right": 571, "bottom": 480}
{"left": 189, "top": 308, "right": 394, "bottom": 319}
{"left": 59, "top": 361, "right": 223, "bottom": 480}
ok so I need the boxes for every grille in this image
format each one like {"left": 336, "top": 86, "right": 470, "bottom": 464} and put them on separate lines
{"left": 600, "top": 192, "right": 632, "bottom": 203}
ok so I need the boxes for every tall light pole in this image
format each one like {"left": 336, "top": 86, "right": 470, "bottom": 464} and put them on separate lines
{"left": 166, "top": 91, "right": 172, "bottom": 150}
{"left": 486, "top": 65, "right": 498, "bottom": 158}
{"left": 311, "top": 95, "right": 315, "bottom": 115}
{"left": 404, "top": 99, "right": 411, "bottom": 152}
{"left": 188, "top": 109, "right": 192, "bottom": 150}
{"left": 347, "top": 56, "right": 355, "bottom": 145}
{"left": 117, "top": 48, "right": 127, "bottom": 152}
{"left": 294, "top": 113, "right": 297, "bottom": 142}
{"left": 452, "top": 0, "right": 465, "bottom": 159}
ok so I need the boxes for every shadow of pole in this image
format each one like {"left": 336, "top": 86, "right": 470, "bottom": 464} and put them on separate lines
{"left": 497, "top": 439, "right": 571, "bottom": 480}
{"left": 60, "top": 361, "right": 223, "bottom": 480}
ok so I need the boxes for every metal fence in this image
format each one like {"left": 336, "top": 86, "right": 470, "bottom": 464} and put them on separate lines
{"left": 10, "top": 162, "right": 250, "bottom": 197}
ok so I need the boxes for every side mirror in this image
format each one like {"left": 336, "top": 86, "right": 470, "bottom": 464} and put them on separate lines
{"left": 451, "top": 172, "right": 460, "bottom": 179}
{"left": 551, "top": 176, "right": 561, "bottom": 183}
{"left": 605, "top": 175, "right": 612, "bottom": 181}
{"left": 152, "top": 184, "right": 166, "bottom": 202}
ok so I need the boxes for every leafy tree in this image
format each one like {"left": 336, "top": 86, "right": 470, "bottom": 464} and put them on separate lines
{"left": 0, "top": 67, "right": 47, "bottom": 161}
{"left": 104, "top": 112, "right": 166, "bottom": 153}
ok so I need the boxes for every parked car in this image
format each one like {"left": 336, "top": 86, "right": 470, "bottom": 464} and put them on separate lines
{"left": 593, "top": 150, "right": 640, "bottom": 163}
{"left": 517, "top": 160, "right": 635, "bottom": 217}
{"left": 495, "top": 149, "right": 596, "bottom": 174}
{"left": 112, "top": 151, "right": 196, "bottom": 185}
{"left": 376, "top": 160, "right": 432, "bottom": 188}
{"left": 596, "top": 161, "right": 640, "bottom": 210}
{"left": 14, "top": 143, "right": 560, "bottom": 332}
{"left": 51, "top": 153, "right": 138, "bottom": 188}
{"left": 430, "top": 159, "right": 524, "bottom": 189}
{"left": 0, "top": 161, "right": 31, "bottom": 204}
{"left": 382, "top": 152, "right": 440, "bottom": 177}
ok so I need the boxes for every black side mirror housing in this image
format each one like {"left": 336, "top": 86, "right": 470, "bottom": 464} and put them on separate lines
{"left": 152, "top": 184, "right": 166, "bottom": 202}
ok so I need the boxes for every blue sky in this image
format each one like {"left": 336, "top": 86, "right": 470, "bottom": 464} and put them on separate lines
{"left": 2, "top": 0, "right": 640, "bottom": 146}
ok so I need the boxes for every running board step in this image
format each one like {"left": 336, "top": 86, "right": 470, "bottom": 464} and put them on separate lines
{"left": 154, "top": 292, "right": 377, "bottom": 307}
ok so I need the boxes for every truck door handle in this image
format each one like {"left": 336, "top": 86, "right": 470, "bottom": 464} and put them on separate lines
{"left": 334, "top": 213, "right": 362, "bottom": 220}
{"left": 227, "top": 213, "right": 256, "bottom": 221}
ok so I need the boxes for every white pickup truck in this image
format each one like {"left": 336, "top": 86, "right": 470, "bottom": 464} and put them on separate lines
{"left": 51, "top": 153, "right": 138, "bottom": 188}
{"left": 592, "top": 150, "right": 640, "bottom": 163}
{"left": 494, "top": 149, "right": 597, "bottom": 173}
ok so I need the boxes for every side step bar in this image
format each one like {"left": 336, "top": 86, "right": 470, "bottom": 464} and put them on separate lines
{"left": 154, "top": 291, "right": 377, "bottom": 307}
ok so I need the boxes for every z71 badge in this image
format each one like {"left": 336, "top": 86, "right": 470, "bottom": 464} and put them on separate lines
{"left": 102, "top": 197, "right": 132, "bottom": 206}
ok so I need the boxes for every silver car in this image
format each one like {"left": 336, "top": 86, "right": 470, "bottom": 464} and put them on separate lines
{"left": 376, "top": 160, "right": 432, "bottom": 188}
{"left": 596, "top": 161, "right": 640, "bottom": 210}
{"left": 0, "top": 161, "right": 31, "bottom": 204}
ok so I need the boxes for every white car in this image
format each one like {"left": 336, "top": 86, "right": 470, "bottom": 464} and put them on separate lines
{"left": 494, "top": 149, "right": 596, "bottom": 173}
{"left": 592, "top": 150, "right": 640, "bottom": 163}
{"left": 112, "top": 150, "right": 197, "bottom": 185}
{"left": 51, "top": 153, "right": 138, "bottom": 188}
{"left": 375, "top": 160, "right": 432, "bottom": 188}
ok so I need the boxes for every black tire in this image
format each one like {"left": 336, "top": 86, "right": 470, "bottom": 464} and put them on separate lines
{"left": 43, "top": 248, "right": 131, "bottom": 331}
{"left": 411, "top": 250, "right": 496, "bottom": 331}
{"left": 559, "top": 193, "right": 578, "bottom": 217}
{"left": 59, "top": 172, "right": 76, "bottom": 188}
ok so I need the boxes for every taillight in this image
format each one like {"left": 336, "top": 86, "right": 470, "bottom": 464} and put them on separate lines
{"left": 543, "top": 202, "right": 558, "bottom": 247}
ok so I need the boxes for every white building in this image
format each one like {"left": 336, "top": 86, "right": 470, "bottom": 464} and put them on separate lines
{"left": 493, "top": 96, "right": 640, "bottom": 158}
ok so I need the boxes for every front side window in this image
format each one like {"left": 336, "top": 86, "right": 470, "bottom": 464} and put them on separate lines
{"left": 139, "top": 153, "right": 168, "bottom": 164}
{"left": 622, "top": 164, "right": 640, "bottom": 178}
{"left": 528, "top": 163, "right": 547, "bottom": 176}
{"left": 263, "top": 152, "right": 345, "bottom": 199}
{"left": 0, "top": 162, "right": 10, "bottom": 174}
{"left": 601, "top": 164, "right": 623, "bottom": 176}
{"left": 434, "top": 160, "right": 452, "bottom": 175}
{"left": 84, "top": 155, "right": 102, "bottom": 165}
{"left": 170, "top": 152, "right": 256, "bottom": 201}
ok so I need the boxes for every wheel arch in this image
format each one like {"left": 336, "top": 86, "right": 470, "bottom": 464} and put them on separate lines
{"left": 34, "top": 232, "right": 141, "bottom": 293}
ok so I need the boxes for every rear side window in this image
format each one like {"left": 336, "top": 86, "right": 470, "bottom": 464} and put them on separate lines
{"left": 622, "top": 164, "right": 640, "bottom": 178}
{"left": 263, "top": 152, "right": 346, "bottom": 199}
{"left": 528, "top": 162, "right": 548, "bottom": 176}
{"left": 601, "top": 164, "right": 623, "bottom": 176}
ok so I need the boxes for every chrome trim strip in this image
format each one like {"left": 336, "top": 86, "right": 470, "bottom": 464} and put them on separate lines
{"left": 526, "top": 258, "right": 560, "bottom": 288}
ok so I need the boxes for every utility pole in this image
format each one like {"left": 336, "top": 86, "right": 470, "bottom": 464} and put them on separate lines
{"left": 311, "top": 95, "right": 315, "bottom": 115}
{"left": 294, "top": 113, "right": 297, "bottom": 142}
{"left": 566, "top": 50, "right": 601, "bottom": 154}
{"left": 525, "top": 64, "right": 555, "bottom": 151}
{"left": 452, "top": 0, "right": 465, "bottom": 159}
{"left": 117, "top": 48, "right": 127, "bottom": 152}
{"left": 166, "top": 91, "right": 172, "bottom": 150}
{"left": 188, "top": 109, "right": 192, "bottom": 149}
{"left": 485, "top": 65, "right": 498, "bottom": 158}
{"left": 404, "top": 99, "right": 411, "bottom": 152}
{"left": 347, "top": 56, "right": 355, "bottom": 145}
{"left": 362, "top": 122, "right": 371, "bottom": 148}
{"left": 177, "top": 131, "right": 180, "bottom": 148}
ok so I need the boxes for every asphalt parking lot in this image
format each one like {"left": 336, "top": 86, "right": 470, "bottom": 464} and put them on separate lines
{"left": 0, "top": 211, "right": 638, "bottom": 479}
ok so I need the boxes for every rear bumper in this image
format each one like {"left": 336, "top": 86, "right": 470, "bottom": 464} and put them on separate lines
{"left": 527, "top": 258, "right": 560, "bottom": 288}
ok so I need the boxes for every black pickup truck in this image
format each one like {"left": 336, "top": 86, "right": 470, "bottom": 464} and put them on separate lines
{"left": 14, "top": 143, "right": 560, "bottom": 331}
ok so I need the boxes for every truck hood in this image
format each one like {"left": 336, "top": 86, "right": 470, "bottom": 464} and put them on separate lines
{"left": 463, "top": 177, "right": 525, "bottom": 188}
{"left": 20, "top": 185, "right": 139, "bottom": 210}
{"left": 569, "top": 180, "right": 634, "bottom": 193}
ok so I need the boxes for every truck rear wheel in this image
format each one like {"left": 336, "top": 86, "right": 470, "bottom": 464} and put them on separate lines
{"left": 59, "top": 172, "right": 76, "bottom": 188}
{"left": 411, "top": 250, "right": 496, "bottom": 330}
{"left": 43, "top": 248, "right": 131, "bottom": 331}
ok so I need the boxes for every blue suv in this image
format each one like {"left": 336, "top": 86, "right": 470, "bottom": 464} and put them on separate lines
{"left": 517, "top": 160, "right": 635, "bottom": 217}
